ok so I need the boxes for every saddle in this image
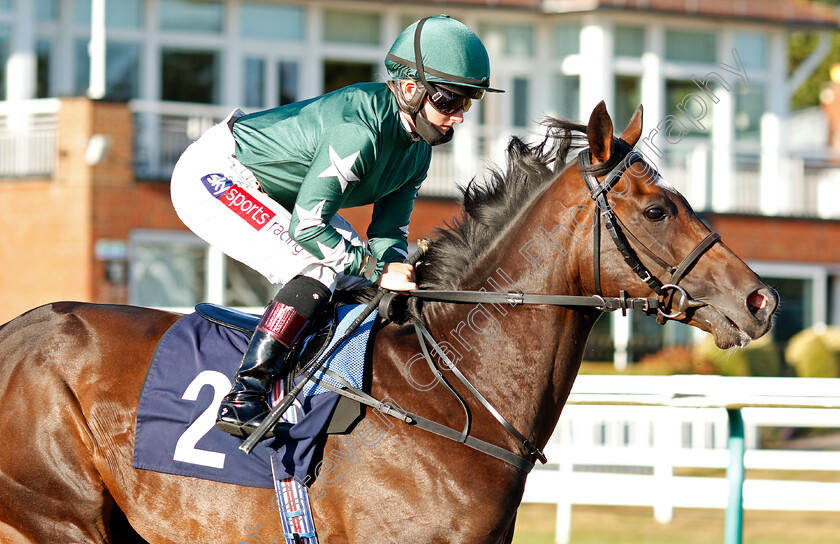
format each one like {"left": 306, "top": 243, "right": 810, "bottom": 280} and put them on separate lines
{"left": 195, "top": 301, "right": 368, "bottom": 434}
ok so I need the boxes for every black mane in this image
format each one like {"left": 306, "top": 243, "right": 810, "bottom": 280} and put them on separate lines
{"left": 417, "top": 117, "right": 622, "bottom": 291}
{"left": 338, "top": 116, "right": 626, "bottom": 321}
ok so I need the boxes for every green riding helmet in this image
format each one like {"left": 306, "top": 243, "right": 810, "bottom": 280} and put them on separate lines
{"left": 385, "top": 15, "right": 503, "bottom": 100}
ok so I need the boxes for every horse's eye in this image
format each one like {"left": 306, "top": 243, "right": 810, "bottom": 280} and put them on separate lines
{"left": 644, "top": 207, "right": 666, "bottom": 221}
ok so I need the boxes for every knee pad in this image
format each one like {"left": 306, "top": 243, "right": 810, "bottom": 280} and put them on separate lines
{"left": 272, "top": 275, "right": 332, "bottom": 320}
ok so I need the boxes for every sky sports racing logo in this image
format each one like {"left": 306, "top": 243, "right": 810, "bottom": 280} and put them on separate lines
{"left": 201, "top": 173, "right": 275, "bottom": 230}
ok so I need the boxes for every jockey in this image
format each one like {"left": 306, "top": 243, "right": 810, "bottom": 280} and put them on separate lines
{"left": 170, "top": 15, "right": 502, "bottom": 440}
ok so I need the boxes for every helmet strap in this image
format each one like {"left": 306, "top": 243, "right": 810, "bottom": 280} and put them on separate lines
{"left": 387, "top": 79, "right": 425, "bottom": 116}
{"left": 414, "top": 108, "right": 454, "bottom": 146}
{"left": 387, "top": 80, "right": 453, "bottom": 146}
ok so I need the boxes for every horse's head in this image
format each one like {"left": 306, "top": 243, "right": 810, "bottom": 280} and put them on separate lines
{"left": 573, "top": 101, "right": 778, "bottom": 348}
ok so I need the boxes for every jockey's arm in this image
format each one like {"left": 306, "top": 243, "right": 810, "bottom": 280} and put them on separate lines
{"left": 367, "top": 172, "right": 423, "bottom": 292}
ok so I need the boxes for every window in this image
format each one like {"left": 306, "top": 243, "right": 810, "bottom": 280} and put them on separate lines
{"left": 552, "top": 24, "right": 581, "bottom": 59}
{"left": 107, "top": 42, "right": 141, "bottom": 100}
{"left": 240, "top": 3, "right": 304, "bottom": 41}
{"left": 278, "top": 61, "right": 298, "bottom": 106}
{"left": 225, "top": 258, "right": 275, "bottom": 307}
{"left": 323, "top": 60, "right": 375, "bottom": 93}
{"left": 322, "top": 10, "right": 380, "bottom": 45}
{"left": 160, "top": 0, "right": 223, "bottom": 33}
{"left": 74, "top": 40, "right": 141, "bottom": 100}
{"left": 512, "top": 77, "right": 530, "bottom": 128}
{"left": 666, "top": 79, "right": 713, "bottom": 136}
{"left": 480, "top": 23, "right": 535, "bottom": 58}
{"left": 161, "top": 49, "right": 220, "bottom": 103}
{"left": 36, "top": 0, "right": 58, "bottom": 22}
{"left": 665, "top": 30, "right": 717, "bottom": 64}
{"left": 614, "top": 26, "right": 645, "bottom": 57}
{"left": 553, "top": 74, "right": 579, "bottom": 120}
{"left": 615, "top": 76, "right": 641, "bottom": 129}
{"left": 243, "top": 59, "right": 299, "bottom": 109}
{"left": 765, "top": 277, "right": 811, "bottom": 345}
{"left": 129, "top": 232, "right": 275, "bottom": 309}
{"left": 130, "top": 233, "right": 207, "bottom": 308}
{"left": 36, "top": 40, "right": 50, "bottom": 98}
{"left": 74, "top": 0, "right": 143, "bottom": 29}
{"left": 243, "top": 58, "right": 265, "bottom": 109}
{"left": 735, "top": 83, "right": 764, "bottom": 142}
{"left": 734, "top": 32, "right": 767, "bottom": 70}
{"left": 0, "top": 25, "right": 8, "bottom": 98}
{"left": 0, "top": 0, "right": 10, "bottom": 12}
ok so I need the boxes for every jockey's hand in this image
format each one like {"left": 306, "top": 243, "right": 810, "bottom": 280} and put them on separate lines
{"left": 376, "top": 262, "right": 417, "bottom": 292}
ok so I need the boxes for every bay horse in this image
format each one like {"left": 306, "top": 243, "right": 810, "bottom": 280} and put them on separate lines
{"left": 0, "top": 102, "right": 777, "bottom": 543}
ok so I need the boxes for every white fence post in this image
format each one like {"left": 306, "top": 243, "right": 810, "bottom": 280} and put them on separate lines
{"left": 653, "top": 407, "right": 676, "bottom": 524}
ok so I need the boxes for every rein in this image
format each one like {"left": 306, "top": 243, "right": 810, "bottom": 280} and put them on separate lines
{"left": 248, "top": 144, "right": 725, "bottom": 472}
{"left": 394, "top": 144, "right": 724, "bottom": 472}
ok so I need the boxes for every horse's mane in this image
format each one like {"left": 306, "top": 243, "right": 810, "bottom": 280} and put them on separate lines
{"left": 417, "top": 116, "right": 624, "bottom": 291}
{"left": 339, "top": 116, "right": 627, "bottom": 322}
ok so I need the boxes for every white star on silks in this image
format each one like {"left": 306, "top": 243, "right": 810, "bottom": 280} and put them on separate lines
{"left": 293, "top": 199, "right": 327, "bottom": 238}
{"left": 316, "top": 240, "right": 356, "bottom": 269}
{"left": 317, "top": 146, "right": 360, "bottom": 193}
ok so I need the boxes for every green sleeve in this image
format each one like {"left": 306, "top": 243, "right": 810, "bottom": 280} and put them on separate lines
{"left": 288, "top": 123, "right": 374, "bottom": 276}
{"left": 365, "top": 174, "right": 424, "bottom": 281}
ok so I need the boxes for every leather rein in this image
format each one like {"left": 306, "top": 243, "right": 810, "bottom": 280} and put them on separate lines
{"left": 385, "top": 144, "right": 723, "bottom": 472}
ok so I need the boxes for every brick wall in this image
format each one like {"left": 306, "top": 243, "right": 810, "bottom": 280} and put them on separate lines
{"left": 705, "top": 213, "right": 840, "bottom": 264}
{"left": 0, "top": 99, "right": 188, "bottom": 324}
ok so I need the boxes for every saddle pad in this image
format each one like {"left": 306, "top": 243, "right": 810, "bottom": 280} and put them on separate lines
{"left": 133, "top": 305, "right": 376, "bottom": 487}
{"left": 298, "top": 303, "right": 375, "bottom": 397}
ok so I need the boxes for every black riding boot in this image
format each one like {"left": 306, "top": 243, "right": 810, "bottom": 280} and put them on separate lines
{"left": 215, "top": 300, "right": 310, "bottom": 439}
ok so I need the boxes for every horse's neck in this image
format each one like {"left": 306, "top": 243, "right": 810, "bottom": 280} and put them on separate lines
{"left": 423, "top": 231, "right": 597, "bottom": 450}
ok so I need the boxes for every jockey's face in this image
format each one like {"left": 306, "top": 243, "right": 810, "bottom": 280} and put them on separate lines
{"left": 400, "top": 80, "right": 465, "bottom": 135}
{"left": 421, "top": 96, "right": 465, "bottom": 133}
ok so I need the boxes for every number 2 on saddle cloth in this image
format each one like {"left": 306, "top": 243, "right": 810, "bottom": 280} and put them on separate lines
{"left": 132, "top": 302, "right": 377, "bottom": 487}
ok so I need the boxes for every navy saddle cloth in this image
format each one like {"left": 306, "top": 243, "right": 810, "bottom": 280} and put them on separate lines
{"left": 132, "top": 303, "right": 376, "bottom": 488}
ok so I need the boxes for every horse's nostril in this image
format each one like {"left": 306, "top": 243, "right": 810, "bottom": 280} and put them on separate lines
{"left": 747, "top": 287, "right": 777, "bottom": 317}
{"left": 747, "top": 290, "right": 767, "bottom": 312}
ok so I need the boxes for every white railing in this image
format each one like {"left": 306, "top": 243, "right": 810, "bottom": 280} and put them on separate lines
{"left": 521, "top": 375, "right": 840, "bottom": 544}
{"left": 0, "top": 99, "right": 61, "bottom": 178}
{"left": 130, "top": 100, "right": 230, "bottom": 180}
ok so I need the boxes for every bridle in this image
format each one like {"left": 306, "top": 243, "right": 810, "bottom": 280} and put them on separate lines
{"left": 578, "top": 141, "right": 721, "bottom": 322}
{"left": 396, "top": 142, "right": 724, "bottom": 471}
{"left": 268, "top": 144, "right": 725, "bottom": 473}
{"left": 410, "top": 142, "right": 722, "bottom": 321}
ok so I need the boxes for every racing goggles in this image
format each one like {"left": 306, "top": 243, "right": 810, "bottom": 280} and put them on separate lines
{"left": 426, "top": 85, "right": 474, "bottom": 115}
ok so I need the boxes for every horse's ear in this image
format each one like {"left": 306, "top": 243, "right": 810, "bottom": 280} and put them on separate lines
{"left": 587, "top": 101, "right": 614, "bottom": 165}
{"left": 619, "top": 104, "right": 644, "bottom": 148}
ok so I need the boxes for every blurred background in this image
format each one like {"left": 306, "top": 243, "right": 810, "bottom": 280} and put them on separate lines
{"left": 1, "top": 0, "right": 839, "bottom": 542}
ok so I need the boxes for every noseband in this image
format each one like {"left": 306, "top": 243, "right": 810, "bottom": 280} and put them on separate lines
{"left": 578, "top": 144, "right": 721, "bottom": 321}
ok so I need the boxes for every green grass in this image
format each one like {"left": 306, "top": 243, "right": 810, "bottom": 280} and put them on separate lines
{"left": 512, "top": 503, "right": 840, "bottom": 544}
